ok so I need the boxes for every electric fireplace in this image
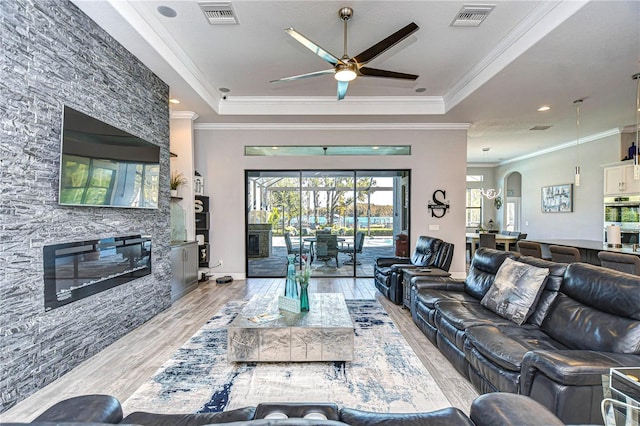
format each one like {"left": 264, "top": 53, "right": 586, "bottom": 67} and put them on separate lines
{"left": 43, "top": 235, "right": 151, "bottom": 311}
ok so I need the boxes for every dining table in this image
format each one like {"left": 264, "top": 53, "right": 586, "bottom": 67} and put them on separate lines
{"left": 303, "top": 236, "right": 346, "bottom": 263}
{"left": 466, "top": 232, "right": 518, "bottom": 256}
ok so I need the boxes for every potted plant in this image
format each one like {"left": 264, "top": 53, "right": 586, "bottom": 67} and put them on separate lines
{"left": 170, "top": 171, "right": 187, "bottom": 197}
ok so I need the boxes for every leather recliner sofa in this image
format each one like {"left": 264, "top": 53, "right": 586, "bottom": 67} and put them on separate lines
{"left": 2, "top": 392, "right": 567, "bottom": 426}
{"left": 410, "top": 247, "right": 640, "bottom": 425}
{"left": 373, "top": 235, "right": 454, "bottom": 304}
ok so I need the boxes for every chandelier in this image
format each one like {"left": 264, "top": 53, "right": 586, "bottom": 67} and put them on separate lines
{"left": 480, "top": 188, "right": 502, "bottom": 200}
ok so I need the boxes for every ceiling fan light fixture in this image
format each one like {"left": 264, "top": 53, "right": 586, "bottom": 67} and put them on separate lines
{"left": 335, "top": 63, "right": 357, "bottom": 82}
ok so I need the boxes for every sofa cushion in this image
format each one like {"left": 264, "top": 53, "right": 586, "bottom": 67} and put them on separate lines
{"left": 465, "top": 325, "right": 568, "bottom": 372}
{"left": 436, "top": 301, "right": 514, "bottom": 331}
{"left": 415, "top": 289, "right": 478, "bottom": 309}
{"left": 516, "top": 256, "right": 567, "bottom": 327}
{"left": 541, "top": 293, "right": 640, "bottom": 354}
{"left": 339, "top": 406, "right": 474, "bottom": 426}
{"left": 480, "top": 258, "right": 549, "bottom": 325}
{"left": 464, "top": 249, "right": 519, "bottom": 300}
{"left": 470, "top": 393, "right": 565, "bottom": 426}
{"left": 411, "top": 236, "right": 442, "bottom": 266}
{"left": 561, "top": 263, "right": 640, "bottom": 320}
{"left": 122, "top": 407, "right": 257, "bottom": 425}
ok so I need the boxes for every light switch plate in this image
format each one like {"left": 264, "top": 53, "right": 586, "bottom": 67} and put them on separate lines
{"left": 429, "top": 224, "right": 440, "bottom": 231}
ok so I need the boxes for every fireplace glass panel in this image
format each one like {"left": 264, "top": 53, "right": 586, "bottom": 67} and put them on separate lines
{"left": 43, "top": 235, "right": 151, "bottom": 310}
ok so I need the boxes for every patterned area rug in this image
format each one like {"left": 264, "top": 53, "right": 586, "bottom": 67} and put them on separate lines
{"left": 122, "top": 299, "right": 450, "bottom": 415}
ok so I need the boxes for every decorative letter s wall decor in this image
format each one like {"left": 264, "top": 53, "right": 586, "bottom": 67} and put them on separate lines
{"left": 427, "top": 190, "right": 450, "bottom": 218}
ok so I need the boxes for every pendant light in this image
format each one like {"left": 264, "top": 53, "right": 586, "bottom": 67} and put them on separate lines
{"left": 573, "top": 99, "right": 583, "bottom": 187}
{"left": 633, "top": 73, "right": 640, "bottom": 179}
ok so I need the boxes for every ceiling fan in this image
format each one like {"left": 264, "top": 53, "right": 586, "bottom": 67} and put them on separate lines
{"left": 271, "top": 7, "right": 419, "bottom": 100}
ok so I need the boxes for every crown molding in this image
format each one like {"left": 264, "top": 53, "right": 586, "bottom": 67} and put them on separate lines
{"left": 194, "top": 122, "right": 470, "bottom": 131}
{"left": 444, "top": 1, "right": 587, "bottom": 112}
{"left": 497, "top": 127, "right": 623, "bottom": 166}
{"left": 170, "top": 111, "right": 199, "bottom": 121}
{"left": 216, "top": 96, "right": 445, "bottom": 115}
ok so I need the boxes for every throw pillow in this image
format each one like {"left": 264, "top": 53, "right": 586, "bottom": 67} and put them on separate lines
{"left": 481, "top": 258, "right": 549, "bottom": 325}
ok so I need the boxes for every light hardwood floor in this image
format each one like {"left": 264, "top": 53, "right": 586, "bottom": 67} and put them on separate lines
{"left": 2, "top": 278, "right": 478, "bottom": 422}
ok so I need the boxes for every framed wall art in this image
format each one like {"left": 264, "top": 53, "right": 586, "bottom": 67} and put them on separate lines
{"left": 541, "top": 184, "right": 573, "bottom": 213}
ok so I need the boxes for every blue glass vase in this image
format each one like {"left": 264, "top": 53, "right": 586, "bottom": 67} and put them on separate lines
{"left": 285, "top": 255, "right": 298, "bottom": 298}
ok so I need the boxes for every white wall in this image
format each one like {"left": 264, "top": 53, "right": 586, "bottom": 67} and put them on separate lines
{"left": 494, "top": 133, "right": 622, "bottom": 240}
{"left": 194, "top": 127, "right": 468, "bottom": 276}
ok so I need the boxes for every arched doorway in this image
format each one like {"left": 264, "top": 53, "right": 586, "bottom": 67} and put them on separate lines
{"left": 503, "top": 171, "right": 522, "bottom": 231}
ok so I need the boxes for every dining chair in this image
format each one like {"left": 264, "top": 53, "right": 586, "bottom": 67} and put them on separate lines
{"left": 284, "top": 232, "right": 309, "bottom": 260}
{"left": 597, "top": 251, "right": 640, "bottom": 275}
{"left": 315, "top": 233, "right": 339, "bottom": 268}
{"left": 479, "top": 233, "right": 496, "bottom": 250}
{"left": 549, "top": 245, "right": 581, "bottom": 263}
{"left": 516, "top": 241, "right": 543, "bottom": 258}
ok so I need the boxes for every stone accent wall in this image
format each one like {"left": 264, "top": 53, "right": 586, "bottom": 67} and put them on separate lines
{"left": 0, "top": 0, "right": 172, "bottom": 412}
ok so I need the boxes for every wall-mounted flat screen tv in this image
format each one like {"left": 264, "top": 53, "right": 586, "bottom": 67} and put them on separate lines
{"left": 59, "top": 106, "right": 160, "bottom": 209}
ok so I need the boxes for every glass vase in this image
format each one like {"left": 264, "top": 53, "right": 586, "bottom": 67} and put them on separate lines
{"left": 285, "top": 254, "right": 298, "bottom": 299}
{"left": 299, "top": 282, "right": 309, "bottom": 312}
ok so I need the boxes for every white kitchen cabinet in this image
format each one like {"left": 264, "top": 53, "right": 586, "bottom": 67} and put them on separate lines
{"left": 604, "top": 164, "right": 640, "bottom": 195}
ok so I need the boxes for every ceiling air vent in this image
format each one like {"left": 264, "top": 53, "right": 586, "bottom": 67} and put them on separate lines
{"left": 198, "top": 2, "right": 238, "bottom": 25}
{"left": 451, "top": 5, "right": 495, "bottom": 27}
{"left": 530, "top": 125, "right": 552, "bottom": 131}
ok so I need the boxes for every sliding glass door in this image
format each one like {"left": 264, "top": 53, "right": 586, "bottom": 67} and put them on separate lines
{"left": 246, "top": 170, "right": 409, "bottom": 278}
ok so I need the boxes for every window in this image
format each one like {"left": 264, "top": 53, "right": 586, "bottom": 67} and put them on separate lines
{"left": 466, "top": 175, "right": 484, "bottom": 182}
{"left": 466, "top": 188, "right": 482, "bottom": 227}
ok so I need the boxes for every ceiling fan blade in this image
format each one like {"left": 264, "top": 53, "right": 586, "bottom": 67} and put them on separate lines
{"left": 270, "top": 69, "right": 335, "bottom": 84}
{"left": 285, "top": 28, "right": 344, "bottom": 66}
{"left": 352, "top": 22, "right": 419, "bottom": 65}
{"left": 359, "top": 67, "right": 418, "bottom": 80}
{"left": 337, "top": 80, "right": 349, "bottom": 100}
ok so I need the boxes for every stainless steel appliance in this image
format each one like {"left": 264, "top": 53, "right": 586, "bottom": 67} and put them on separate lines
{"left": 604, "top": 195, "right": 640, "bottom": 244}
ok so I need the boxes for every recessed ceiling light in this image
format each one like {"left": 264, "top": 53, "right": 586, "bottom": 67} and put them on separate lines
{"left": 372, "top": 146, "right": 379, "bottom": 150}
{"left": 169, "top": 98, "right": 180, "bottom": 104}
{"left": 537, "top": 105, "right": 551, "bottom": 112}
{"left": 271, "top": 146, "right": 279, "bottom": 150}
{"left": 415, "top": 88, "right": 426, "bottom": 93}
{"left": 157, "top": 5, "right": 177, "bottom": 18}
{"left": 219, "top": 87, "right": 230, "bottom": 93}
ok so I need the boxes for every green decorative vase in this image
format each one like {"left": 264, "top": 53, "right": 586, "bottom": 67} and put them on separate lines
{"left": 299, "top": 282, "right": 309, "bottom": 312}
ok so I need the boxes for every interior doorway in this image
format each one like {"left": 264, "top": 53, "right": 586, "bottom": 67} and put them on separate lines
{"left": 504, "top": 171, "right": 522, "bottom": 231}
{"left": 245, "top": 170, "right": 410, "bottom": 278}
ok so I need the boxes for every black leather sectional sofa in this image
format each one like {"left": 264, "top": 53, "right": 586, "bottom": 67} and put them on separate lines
{"left": 373, "top": 235, "right": 454, "bottom": 304}
{"left": 410, "top": 248, "right": 640, "bottom": 425}
{"left": 3, "top": 392, "right": 567, "bottom": 425}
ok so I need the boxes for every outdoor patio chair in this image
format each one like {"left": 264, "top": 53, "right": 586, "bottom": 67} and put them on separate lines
{"left": 315, "top": 233, "right": 339, "bottom": 268}
{"left": 338, "top": 231, "right": 365, "bottom": 265}
{"left": 284, "top": 232, "right": 309, "bottom": 260}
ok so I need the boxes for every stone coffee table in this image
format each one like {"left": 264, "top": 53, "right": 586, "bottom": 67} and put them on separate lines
{"left": 227, "top": 293, "right": 354, "bottom": 362}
